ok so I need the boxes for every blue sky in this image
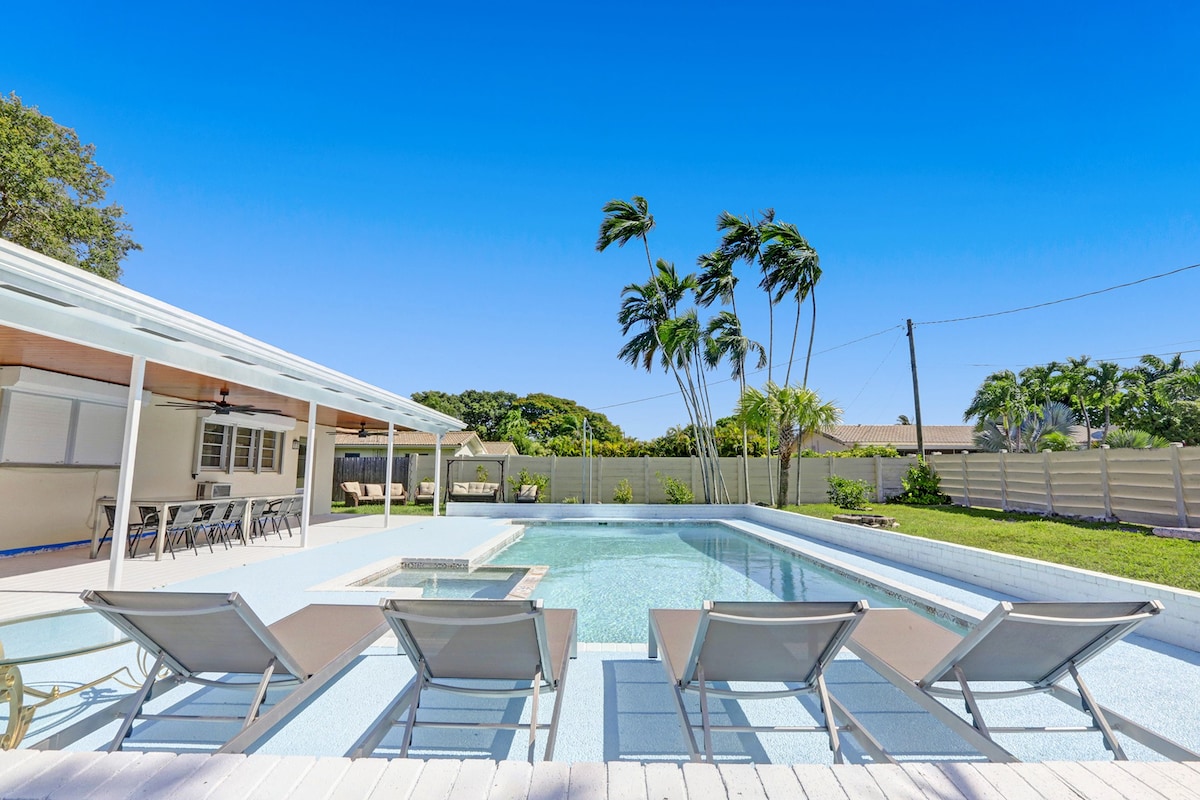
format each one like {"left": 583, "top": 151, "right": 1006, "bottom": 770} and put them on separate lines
{"left": 4, "top": 2, "right": 1198, "bottom": 439}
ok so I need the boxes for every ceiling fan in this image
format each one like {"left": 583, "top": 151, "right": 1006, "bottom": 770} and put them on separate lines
{"left": 159, "top": 389, "right": 286, "bottom": 416}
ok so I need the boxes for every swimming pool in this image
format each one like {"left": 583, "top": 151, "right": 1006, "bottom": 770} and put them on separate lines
{"left": 486, "top": 521, "right": 904, "bottom": 642}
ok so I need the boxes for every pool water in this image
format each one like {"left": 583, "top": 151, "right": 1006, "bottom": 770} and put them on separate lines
{"left": 363, "top": 565, "right": 530, "bottom": 599}
{"left": 487, "top": 521, "right": 901, "bottom": 642}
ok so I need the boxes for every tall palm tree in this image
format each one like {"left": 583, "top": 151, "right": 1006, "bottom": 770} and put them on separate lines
{"left": 715, "top": 210, "right": 774, "bottom": 377}
{"left": 599, "top": 197, "right": 724, "bottom": 501}
{"left": 705, "top": 311, "right": 766, "bottom": 500}
{"left": 760, "top": 221, "right": 821, "bottom": 387}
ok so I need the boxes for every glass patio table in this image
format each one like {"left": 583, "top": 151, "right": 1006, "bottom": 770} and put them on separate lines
{"left": 0, "top": 608, "right": 131, "bottom": 749}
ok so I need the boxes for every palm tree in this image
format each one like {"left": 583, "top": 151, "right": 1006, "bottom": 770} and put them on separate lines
{"left": 599, "top": 197, "right": 725, "bottom": 502}
{"left": 760, "top": 221, "right": 821, "bottom": 387}
{"left": 1092, "top": 360, "right": 1123, "bottom": 436}
{"left": 896, "top": 414, "right": 912, "bottom": 425}
{"left": 705, "top": 311, "right": 766, "bottom": 500}
{"left": 972, "top": 401, "right": 1077, "bottom": 453}
{"left": 1054, "top": 356, "right": 1097, "bottom": 443}
{"left": 738, "top": 382, "right": 841, "bottom": 508}
{"left": 963, "top": 370, "right": 1029, "bottom": 451}
{"left": 714, "top": 210, "right": 774, "bottom": 377}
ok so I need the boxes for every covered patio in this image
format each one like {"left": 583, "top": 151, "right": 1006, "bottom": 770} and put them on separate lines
{"left": 0, "top": 237, "right": 464, "bottom": 600}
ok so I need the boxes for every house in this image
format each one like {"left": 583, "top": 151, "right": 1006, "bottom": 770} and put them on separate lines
{"left": 333, "top": 430, "right": 517, "bottom": 459}
{"left": 801, "top": 425, "right": 983, "bottom": 454}
{"left": 0, "top": 237, "right": 464, "bottom": 571}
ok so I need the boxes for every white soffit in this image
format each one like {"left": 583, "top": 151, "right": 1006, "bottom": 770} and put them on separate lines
{"left": 0, "top": 239, "right": 464, "bottom": 433}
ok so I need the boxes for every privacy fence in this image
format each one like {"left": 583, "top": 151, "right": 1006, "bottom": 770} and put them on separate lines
{"left": 334, "top": 448, "right": 1197, "bottom": 527}
{"left": 399, "top": 453, "right": 917, "bottom": 506}
{"left": 929, "top": 445, "right": 1200, "bottom": 528}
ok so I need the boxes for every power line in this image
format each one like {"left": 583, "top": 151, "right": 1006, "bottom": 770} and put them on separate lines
{"left": 590, "top": 324, "right": 903, "bottom": 412}
{"left": 917, "top": 261, "right": 1200, "bottom": 326}
{"left": 967, "top": 347, "right": 1200, "bottom": 369}
{"left": 843, "top": 329, "right": 905, "bottom": 413}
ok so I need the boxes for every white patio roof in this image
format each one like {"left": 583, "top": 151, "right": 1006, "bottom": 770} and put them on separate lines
{"left": 0, "top": 239, "right": 463, "bottom": 433}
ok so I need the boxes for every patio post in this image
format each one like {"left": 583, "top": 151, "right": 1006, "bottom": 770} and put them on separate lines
{"left": 433, "top": 433, "right": 442, "bottom": 517}
{"left": 383, "top": 425, "right": 395, "bottom": 527}
{"left": 108, "top": 356, "right": 146, "bottom": 590}
{"left": 300, "top": 401, "right": 317, "bottom": 547}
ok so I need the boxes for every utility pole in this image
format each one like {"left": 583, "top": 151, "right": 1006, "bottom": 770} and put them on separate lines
{"left": 906, "top": 319, "right": 925, "bottom": 457}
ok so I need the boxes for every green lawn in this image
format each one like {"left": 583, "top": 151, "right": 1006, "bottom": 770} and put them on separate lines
{"left": 786, "top": 503, "right": 1200, "bottom": 592}
{"left": 330, "top": 503, "right": 437, "bottom": 516}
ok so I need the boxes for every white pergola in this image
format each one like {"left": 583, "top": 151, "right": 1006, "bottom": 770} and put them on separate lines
{"left": 0, "top": 239, "right": 462, "bottom": 588}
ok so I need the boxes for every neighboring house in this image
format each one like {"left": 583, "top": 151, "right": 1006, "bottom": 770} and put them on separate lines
{"left": 333, "top": 430, "right": 517, "bottom": 459}
{"left": 801, "top": 424, "right": 1090, "bottom": 454}
{"left": 801, "top": 425, "right": 983, "bottom": 454}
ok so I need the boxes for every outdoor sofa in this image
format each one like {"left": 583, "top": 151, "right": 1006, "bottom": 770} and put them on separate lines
{"left": 447, "top": 481, "right": 501, "bottom": 502}
{"left": 340, "top": 481, "right": 407, "bottom": 507}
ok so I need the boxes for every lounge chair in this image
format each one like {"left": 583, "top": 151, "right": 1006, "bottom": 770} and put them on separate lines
{"left": 847, "top": 600, "right": 1198, "bottom": 762}
{"left": 648, "top": 600, "right": 890, "bottom": 764}
{"left": 349, "top": 598, "right": 577, "bottom": 762}
{"left": 515, "top": 484, "right": 539, "bottom": 503}
{"left": 78, "top": 590, "right": 387, "bottom": 755}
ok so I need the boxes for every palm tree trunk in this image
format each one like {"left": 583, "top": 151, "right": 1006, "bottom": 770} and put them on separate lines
{"left": 784, "top": 294, "right": 801, "bottom": 387}
{"left": 802, "top": 289, "right": 817, "bottom": 389}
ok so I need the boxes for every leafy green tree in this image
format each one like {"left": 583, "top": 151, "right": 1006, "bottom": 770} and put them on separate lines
{"left": 409, "top": 390, "right": 466, "bottom": 421}
{"left": 0, "top": 93, "right": 140, "bottom": 280}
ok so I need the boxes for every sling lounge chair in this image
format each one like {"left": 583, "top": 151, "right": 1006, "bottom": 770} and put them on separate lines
{"left": 349, "top": 598, "right": 577, "bottom": 762}
{"left": 78, "top": 590, "right": 387, "bottom": 755}
{"left": 648, "top": 600, "right": 891, "bottom": 764}
{"left": 847, "top": 600, "right": 1198, "bottom": 762}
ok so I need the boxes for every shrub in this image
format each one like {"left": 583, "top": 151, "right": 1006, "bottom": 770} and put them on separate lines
{"left": 476, "top": 464, "right": 490, "bottom": 481}
{"left": 656, "top": 472, "right": 694, "bottom": 504}
{"left": 826, "top": 475, "right": 873, "bottom": 510}
{"left": 613, "top": 478, "right": 634, "bottom": 504}
{"left": 888, "top": 458, "right": 950, "bottom": 505}
{"left": 506, "top": 468, "right": 550, "bottom": 503}
{"left": 1103, "top": 429, "right": 1170, "bottom": 449}
{"left": 562, "top": 496, "right": 579, "bottom": 504}
{"left": 832, "top": 445, "right": 902, "bottom": 458}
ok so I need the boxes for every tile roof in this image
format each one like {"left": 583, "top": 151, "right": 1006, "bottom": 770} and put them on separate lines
{"left": 823, "top": 425, "right": 978, "bottom": 448}
{"left": 480, "top": 441, "right": 519, "bottom": 455}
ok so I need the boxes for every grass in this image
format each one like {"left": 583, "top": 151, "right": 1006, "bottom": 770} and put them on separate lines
{"left": 330, "top": 503, "right": 437, "bottom": 516}
{"left": 786, "top": 503, "right": 1200, "bottom": 592}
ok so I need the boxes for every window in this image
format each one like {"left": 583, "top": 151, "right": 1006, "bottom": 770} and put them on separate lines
{"left": 233, "top": 427, "right": 258, "bottom": 470}
{"left": 0, "top": 367, "right": 136, "bottom": 466}
{"left": 200, "top": 423, "right": 230, "bottom": 470}
{"left": 199, "top": 422, "right": 284, "bottom": 474}
{"left": 260, "top": 430, "right": 279, "bottom": 471}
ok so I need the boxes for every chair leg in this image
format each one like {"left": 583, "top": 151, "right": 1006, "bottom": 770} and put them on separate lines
{"left": 543, "top": 671, "right": 570, "bottom": 761}
{"left": 954, "top": 665, "right": 993, "bottom": 740}
{"left": 399, "top": 674, "right": 426, "bottom": 759}
{"left": 242, "top": 661, "right": 277, "bottom": 731}
{"left": 1069, "top": 663, "right": 1128, "bottom": 759}
{"left": 697, "top": 664, "right": 714, "bottom": 763}
{"left": 108, "top": 651, "right": 166, "bottom": 752}
{"left": 813, "top": 669, "right": 843, "bottom": 765}
{"left": 527, "top": 666, "right": 542, "bottom": 763}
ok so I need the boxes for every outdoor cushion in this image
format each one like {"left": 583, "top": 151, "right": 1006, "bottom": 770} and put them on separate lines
{"left": 517, "top": 485, "right": 538, "bottom": 502}
{"left": 364, "top": 483, "right": 386, "bottom": 499}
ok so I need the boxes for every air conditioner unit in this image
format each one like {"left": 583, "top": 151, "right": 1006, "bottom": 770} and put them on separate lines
{"left": 197, "top": 482, "right": 233, "bottom": 499}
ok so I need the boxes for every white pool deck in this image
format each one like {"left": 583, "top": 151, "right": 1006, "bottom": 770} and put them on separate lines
{"left": 3, "top": 511, "right": 1200, "bottom": 799}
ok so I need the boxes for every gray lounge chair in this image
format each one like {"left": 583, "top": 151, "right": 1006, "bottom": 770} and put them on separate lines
{"left": 78, "top": 590, "right": 386, "bottom": 755}
{"left": 648, "top": 600, "right": 891, "bottom": 764}
{"left": 349, "top": 598, "right": 577, "bottom": 762}
{"left": 847, "top": 600, "right": 1198, "bottom": 762}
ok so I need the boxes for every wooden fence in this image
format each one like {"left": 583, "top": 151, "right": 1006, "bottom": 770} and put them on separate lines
{"left": 332, "top": 456, "right": 411, "bottom": 503}
{"left": 929, "top": 445, "right": 1199, "bottom": 527}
